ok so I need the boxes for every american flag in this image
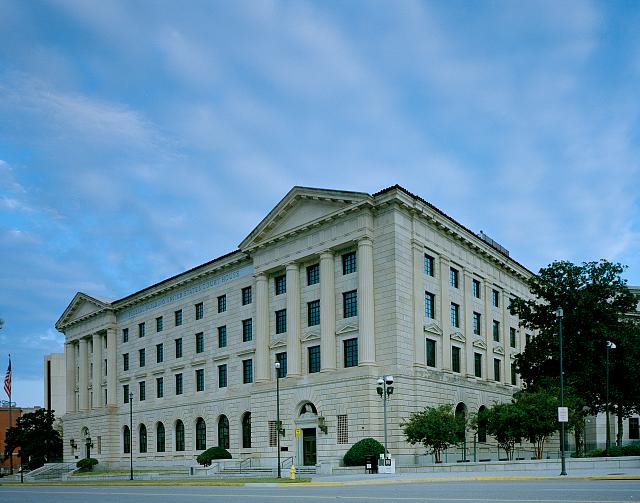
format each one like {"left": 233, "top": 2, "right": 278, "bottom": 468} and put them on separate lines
{"left": 3, "top": 357, "right": 10, "bottom": 399}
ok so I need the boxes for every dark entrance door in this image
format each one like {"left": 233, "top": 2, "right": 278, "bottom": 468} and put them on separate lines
{"left": 302, "top": 428, "right": 317, "bottom": 466}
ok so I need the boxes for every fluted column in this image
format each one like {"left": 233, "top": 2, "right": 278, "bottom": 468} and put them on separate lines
{"left": 502, "top": 291, "right": 510, "bottom": 384}
{"left": 255, "top": 273, "right": 270, "bottom": 382}
{"left": 412, "top": 241, "right": 426, "bottom": 367}
{"left": 358, "top": 238, "right": 376, "bottom": 366}
{"left": 439, "top": 257, "right": 451, "bottom": 370}
{"left": 286, "top": 263, "right": 301, "bottom": 376}
{"left": 463, "top": 270, "right": 474, "bottom": 375}
{"left": 92, "top": 333, "right": 102, "bottom": 409}
{"left": 320, "top": 251, "right": 336, "bottom": 371}
{"left": 78, "top": 338, "right": 89, "bottom": 411}
{"left": 65, "top": 342, "right": 76, "bottom": 414}
{"left": 483, "top": 284, "right": 493, "bottom": 379}
{"left": 106, "top": 327, "right": 117, "bottom": 407}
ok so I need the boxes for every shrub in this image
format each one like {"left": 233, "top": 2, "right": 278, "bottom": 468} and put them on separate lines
{"left": 196, "top": 446, "right": 232, "bottom": 466}
{"left": 76, "top": 458, "right": 98, "bottom": 472}
{"left": 343, "top": 438, "right": 385, "bottom": 466}
{"left": 586, "top": 444, "right": 640, "bottom": 457}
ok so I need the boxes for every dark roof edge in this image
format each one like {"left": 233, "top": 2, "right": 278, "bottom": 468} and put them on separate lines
{"left": 113, "top": 249, "right": 245, "bottom": 306}
{"left": 373, "top": 184, "right": 535, "bottom": 276}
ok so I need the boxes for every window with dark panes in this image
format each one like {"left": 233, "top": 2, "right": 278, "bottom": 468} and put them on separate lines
{"left": 275, "top": 309, "right": 287, "bottom": 334}
{"left": 342, "top": 251, "right": 357, "bottom": 275}
{"left": 426, "top": 338, "right": 436, "bottom": 367}
{"left": 308, "top": 346, "right": 320, "bottom": 373}
{"left": 275, "top": 275, "right": 286, "bottom": 295}
{"left": 307, "top": 264, "right": 320, "bottom": 285}
{"left": 343, "top": 290, "right": 358, "bottom": 318}
{"left": 242, "top": 286, "right": 252, "bottom": 305}
{"left": 344, "top": 338, "right": 358, "bottom": 368}
{"left": 308, "top": 300, "right": 320, "bottom": 326}
{"left": 242, "top": 318, "right": 253, "bottom": 342}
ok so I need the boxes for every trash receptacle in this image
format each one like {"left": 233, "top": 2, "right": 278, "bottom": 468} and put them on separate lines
{"left": 365, "top": 455, "right": 378, "bottom": 474}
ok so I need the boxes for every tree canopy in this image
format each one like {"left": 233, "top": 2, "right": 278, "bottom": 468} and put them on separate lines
{"left": 511, "top": 260, "right": 638, "bottom": 416}
{"left": 4, "top": 409, "right": 62, "bottom": 469}
{"left": 402, "top": 405, "right": 465, "bottom": 463}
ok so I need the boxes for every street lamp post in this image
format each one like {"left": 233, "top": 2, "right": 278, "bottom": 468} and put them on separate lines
{"left": 556, "top": 307, "right": 567, "bottom": 476}
{"left": 129, "top": 391, "right": 133, "bottom": 480}
{"left": 275, "top": 361, "right": 282, "bottom": 479}
{"left": 605, "top": 341, "right": 616, "bottom": 456}
{"left": 376, "top": 375, "right": 394, "bottom": 461}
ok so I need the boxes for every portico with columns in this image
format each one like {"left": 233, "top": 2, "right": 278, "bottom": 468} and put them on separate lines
{"left": 56, "top": 185, "right": 534, "bottom": 468}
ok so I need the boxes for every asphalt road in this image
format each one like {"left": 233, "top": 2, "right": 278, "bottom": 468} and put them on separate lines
{"left": 0, "top": 479, "right": 639, "bottom": 503}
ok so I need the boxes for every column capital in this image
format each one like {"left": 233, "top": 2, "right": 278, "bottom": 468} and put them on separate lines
{"left": 286, "top": 262, "right": 299, "bottom": 272}
{"left": 439, "top": 256, "right": 450, "bottom": 265}
{"left": 358, "top": 236, "right": 373, "bottom": 247}
{"left": 255, "top": 272, "right": 268, "bottom": 281}
{"left": 320, "top": 250, "right": 334, "bottom": 260}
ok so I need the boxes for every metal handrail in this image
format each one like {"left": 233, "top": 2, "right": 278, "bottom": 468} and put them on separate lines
{"left": 239, "top": 457, "right": 253, "bottom": 473}
{"left": 280, "top": 456, "right": 293, "bottom": 469}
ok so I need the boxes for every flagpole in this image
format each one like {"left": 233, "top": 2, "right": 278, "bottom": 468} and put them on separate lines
{"left": 7, "top": 355, "right": 12, "bottom": 475}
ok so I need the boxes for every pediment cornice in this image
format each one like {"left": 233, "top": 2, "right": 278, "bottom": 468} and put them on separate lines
{"left": 56, "top": 292, "right": 114, "bottom": 332}
{"left": 450, "top": 331, "right": 466, "bottom": 343}
{"left": 424, "top": 322, "right": 443, "bottom": 336}
{"left": 239, "top": 186, "right": 371, "bottom": 252}
{"left": 472, "top": 338, "right": 487, "bottom": 350}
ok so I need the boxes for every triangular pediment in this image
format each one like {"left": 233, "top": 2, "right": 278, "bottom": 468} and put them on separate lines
{"left": 450, "top": 331, "right": 465, "bottom": 343}
{"left": 493, "top": 346, "right": 505, "bottom": 355}
{"left": 239, "top": 187, "right": 370, "bottom": 251}
{"left": 472, "top": 338, "right": 487, "bottom": 350}
{"left": 269, "top": 339, "right": 287, "bottom": 350}
{"left": 336, "top": 323, "right": 358, "bottom": 335}
{"left": 424, "top": 322, "right": 442, "bottom": 335}
{"left": 56, "top": 292, "right": 113, "bottom": 330}
{"left": 301, "top": 328, "right": 321, "bottom": 341}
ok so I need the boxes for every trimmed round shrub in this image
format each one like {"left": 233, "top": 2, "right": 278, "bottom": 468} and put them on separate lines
{"left": 196, "top": 446, "right": 232, "bottom": 466}
{"left": 343, "top": 438, "right": 385, "bottom": 466}
{"left": 76, "top": 458, "right": 98, "bottom": 472}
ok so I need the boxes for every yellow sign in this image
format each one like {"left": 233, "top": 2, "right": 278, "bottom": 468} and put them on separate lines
{"left": 295, "top": 427, "right": 301, "bottom": 438}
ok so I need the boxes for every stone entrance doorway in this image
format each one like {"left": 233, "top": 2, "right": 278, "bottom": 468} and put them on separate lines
{"left": 302, "top": 428, "right": 317, "bottom": 466}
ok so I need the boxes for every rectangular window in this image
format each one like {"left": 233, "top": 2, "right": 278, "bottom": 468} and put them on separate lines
{"left": 218, "top": 326, "right": 227, "bottom": 348}
{"left": 196, "top": 369, "right": 205, "bottom": 392}
{"left": 156, "top": 377, "right": 163, "bottom": 398}
{"left": 344, "top": 338, "right": 358, "bottom": 368}
{"left": 494, "top": 358, "right": 501, "bottom": 381}
{"left": 276, "top": 352, "right": 287, "bottom": 378}
{"left": 473, "top": 312, "right": 481, "bottom": 335}
{"left": 123, "top": 384, "right": 129, "bottom": 404}
{"left": 195, "top": 332, "right": 204, "bottom": 353}
{"left": 242, "top": 318, "right": 253, "bottom": 342}
{"left": 493, "top": 320, "right": 500, "bottom": 342}
{"left": 450, "top": 303, "right": 460, "bottom": 328}
{"left": 243, "top": 359, "right": 253, "bottom": 384}
{"left": 275, "top": 309, "right": 287, "bottom": 334}
{"left": 138, "top": 322, "right": 145, "bottom": 338}
{"left": 450, "top": 268, "right": 459, "bottom": 288}
{"left": 269, "top": 420, "right": 278, "bottom": 447}
{"left": 308, "top": 345, "right": 321, "bottom": 373}
{"left": 308, "top": 300, "right": 320, "bottom": 326}
{"left": 139, "top": 348, "right": 145, "bottom": 367}
{"left": 139, "top": 381, "right": 146, "bottom": 401}
{"left": 629, "top": 418, "right": 639, "bottom": 440}
{"left": 474, "top": 353, "right": 482, "bottom": 378}
{"left": 492, "top": 289, "right": 500, "bottom": 308}
{"left": 342, "top": 251, "right": 357, "bottom": 274}
{"left": 217, "top": 295, "right": 227, "bottom": 313}
{"left": 526, "top": 333, "right": 532, "bottom": 346}
{"left": 452, "top": 346, "right": 461, "bottom": 373}
{"left": 156, "top": 343, "right": 163, "bottom": 363}
{"left": 122, "top": 328, "right": 129, "bottom": 343}
{"left": 425, "top": 292, "right": 435, "bottom": 319}
{"left": 175, "top": 373, "right": 183, "bottom": 395}
{"left": 195, "top": 302, "right": 204, "bottom": 320}
{"left": 424, "top": 254, "right": 435, "bottom": 276}
{"left": 307, "top": 264, "right": 320, "bottom": 285}
{"left": 511, "top": 363, "right": 517, "bottom": 386}
{"left": 242, "top": 286, "right": 252, "bottom": 305}
{"left": 218, "top": 364, "right": 227, "bottom": 388}
{"left": 156, "top": 316, "right": 163, "bottom": 332}
{"left": 175, "top": 309, "right": 183, "bottom": 326}
{"left": 275, "top": 275, "right": 286, "bottom": 295}
{"left": 175, "top": 338, "right": 183, "bottom": 358}
{"left": 426, "top": 338, "right": 436, "bottom": 367}
{"left": 337, "top": 415, "right": 348, "bottom": 444}
{"left": 510, "top": 327, "right": 517, "bottom": 348}
{"left": 472, "top": 279, "right": 481, "bottom": 298}
{"left": 123, "top": 353, "right": 129, "bottom": 371}
{"left": 343, "top": 290, "right": 358, "bottom": 318}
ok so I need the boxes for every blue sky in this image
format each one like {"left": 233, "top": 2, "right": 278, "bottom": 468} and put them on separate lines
{"left": 1, "top": 0, "right": 639, "bottom": 408}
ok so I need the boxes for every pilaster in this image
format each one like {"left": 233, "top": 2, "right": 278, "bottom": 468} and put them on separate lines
{"left": 106, "top": 327, "right": 117, "bottom": 407}
{"left": 412, "top": 241, "right": 426, "bottom": 367}
{"left": 65, "top": 342, "right": 76, "bottom": 414}
{"left": 439, "top": 256, "right": 451, "bottom": 370}
{"left": 358, "top": 237, "right": 376, "bottom": 365}
{"left": 78, "top": 337, "right": 89, "bottom": 411}
{"left": 320, "top": 251, "right": 336, "bottom": 371}
{"left": 286, "top": 263, "right": 301, "bottom": 376}
{"left": 255, "top": 273, "right": 270, "bottom": 382}
{"left": 92, "top": 333, "right": 102, "bottom": 409}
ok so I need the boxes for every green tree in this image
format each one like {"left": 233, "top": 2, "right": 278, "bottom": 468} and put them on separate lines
{"left": 402, "top": 405, "right": 464, "bottom": 463}
{"left": 480, "top": 401, "right": 525, "bottom": 460}
{"left": 513, "top": 389, "right": 558, "bottom": 459}
{"left": 4, "top": 409, "right": 62, "bottom": 469}
{"left": 510, "top": 260, "right": 639, "bottom": 444}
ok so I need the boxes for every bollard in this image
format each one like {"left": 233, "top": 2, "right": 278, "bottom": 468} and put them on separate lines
{"left": 289, "top": 464, "right": 296, "bottom": 480}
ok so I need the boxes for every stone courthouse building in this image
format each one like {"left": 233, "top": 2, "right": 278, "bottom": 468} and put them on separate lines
{"left": 56, "top": 185, "right": 534, "bottom": 468}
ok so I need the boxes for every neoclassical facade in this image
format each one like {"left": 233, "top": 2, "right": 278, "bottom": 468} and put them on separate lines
{"left": 56, "top": 185, "right": 534, "bottom": 468}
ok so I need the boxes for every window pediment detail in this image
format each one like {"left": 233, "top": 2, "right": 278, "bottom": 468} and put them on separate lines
{"left": 472, "top": 338, "right": 487, "bottom": 350}
{"left": 450, "top": 331, "right": 465, "bottom": 343}
{"left": 424, "top": 322, "right": 442, "bottom": 336}
{"left": 336, "top": 323, "right": 358, "bottom": 335}
{"left": 493, "top": 346, "right": 505, "bottom": 355}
